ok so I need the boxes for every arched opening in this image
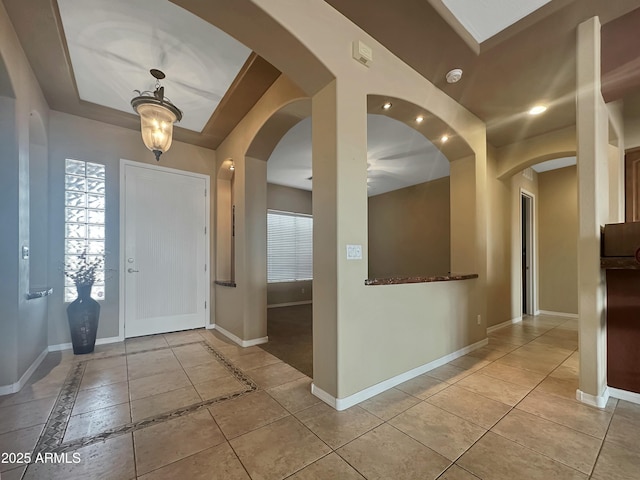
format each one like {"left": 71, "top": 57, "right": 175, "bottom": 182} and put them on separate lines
{"left": 244, "top": 99, "right": 313, "bottom": 376}
{"left": 507, "top": 153, "right": 578, "bottom": 320}
{"left": 366, "top": 94, "right": 475, "bottom": 280}
{"left": 29, "top": 110, "right": 49, "bottom": 288}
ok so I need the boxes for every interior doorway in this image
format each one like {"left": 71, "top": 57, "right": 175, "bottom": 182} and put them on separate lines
{"left": 521, "top": 191, "right": 535, "bottom": 315}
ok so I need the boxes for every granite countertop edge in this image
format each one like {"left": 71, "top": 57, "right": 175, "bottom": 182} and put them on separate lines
{"left": 365, "top": 273, "right": 479, "bottom": 285}
{"left": 601, "top": 257, "right": 640, "bottom": 269}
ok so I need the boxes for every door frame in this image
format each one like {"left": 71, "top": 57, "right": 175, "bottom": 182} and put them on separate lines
{"left": 118, "top": 159, "right": 211, "bottom": 339}
{"left": 520, "top": 188, "right": 536, "bottom": 316}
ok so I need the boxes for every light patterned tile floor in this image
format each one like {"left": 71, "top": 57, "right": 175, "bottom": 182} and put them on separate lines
{"left": 1, "top": 315, "right": 639, "bottom": 479}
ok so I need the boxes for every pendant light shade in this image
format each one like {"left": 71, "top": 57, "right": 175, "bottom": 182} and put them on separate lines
{"left": 131, "top": 69, "right": 182, "bottom": 161}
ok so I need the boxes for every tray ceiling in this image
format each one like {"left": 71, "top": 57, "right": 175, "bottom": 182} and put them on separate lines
{"left": 57, "top": 0, "right": 250, "bottom": 132}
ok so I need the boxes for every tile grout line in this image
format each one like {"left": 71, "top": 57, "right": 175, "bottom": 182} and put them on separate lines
{"left": 26, "top": 341, "right": 258, "bottom": 460}
{"left": 126, "top": 344, "right": 138, "bottom": 480}
{"left": 587, "top": 399, "right": 620, "bottom": 479}
{"left": 444, "top": 335, "right": 585, "bottom": 478}
{"left": 473, "top": 322, "right": 606, "bottom": 477}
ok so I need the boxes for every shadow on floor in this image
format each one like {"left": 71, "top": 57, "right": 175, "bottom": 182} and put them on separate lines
{"left": 259, "top": 304, "right": 313, "bottom": 378}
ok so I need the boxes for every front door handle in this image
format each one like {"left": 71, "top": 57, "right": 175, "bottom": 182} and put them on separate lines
{"left": 127, "top": 268, "right": 139, "bottom": 273}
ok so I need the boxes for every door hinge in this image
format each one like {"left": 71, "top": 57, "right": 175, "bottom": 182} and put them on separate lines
{"left": 204, "top": 188, "right": 207, "bottom": 197}
{"left": 205, "top": 301, "right": 207, "bottom": 309}
{"left": 204, "top": 226, "right": 207, "bottom": 234}
{"left": 204, "top": 264, "right": 207, "bottom": 272}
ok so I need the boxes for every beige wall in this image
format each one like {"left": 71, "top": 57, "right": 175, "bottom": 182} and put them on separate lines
{"left": 176, "top": 0, "right": 488, "bottom": 402}
{"left": 267, "top": 183, "right": 312, "bottom": 214}
{"left": 367, "top": 177, "right": 450, "bottom": 278}
{"left": 486, "top": 147, "right": 512, "bottom": 328}
{"left": 213, "top": 75, "right": 307, "bottom": 342}
{"left": 267, "top": 183, "right": 313, "bottom": 306}
{"left": 450, "top": 155, "right": 477, "bottom": 273}
{"left": 0, "top": 1, "right": 50, "bottom": 388}
{"left": 267, "top": 281, "right": 312, "bottom": 306}
{"left": 538, "top": 166, "right": 578, "bottom": 314}
{"left": 47, "top": 111, "right": 216, "bottom": 346}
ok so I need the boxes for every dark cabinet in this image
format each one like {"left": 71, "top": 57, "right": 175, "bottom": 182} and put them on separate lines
{"left": 602, "top": 222, "right": 640, "bottom": 394}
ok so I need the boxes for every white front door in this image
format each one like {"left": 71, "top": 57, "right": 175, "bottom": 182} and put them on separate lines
{"left": 122, "top": 161, "right": 209, "bottom": 338}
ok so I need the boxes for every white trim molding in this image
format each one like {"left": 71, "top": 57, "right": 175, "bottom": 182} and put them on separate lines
{"left": 487, "top": 316, "right": 522, "bottom": 334}
{"left": 576, "top": 388, "right": 610, "bottom": 408}
{"left": 267, "top": 301, "right": 312, "bottom": 309}
{"left": 537, "top": 310, "right": 578, "bottom": 319}
{"left": 608, "top": 386, "right": 640, "bottom": 406}
{"left": 0, "top": 347, "right": 49, "bottom": 396}
{"left": 311, "top": 338, "right": 489, "bottom": 411}
{"left": 213, "top": 325, "right": 268, "bottom": 347}
{"left": 48, "top": 335, "right": 123, "bottom": 353}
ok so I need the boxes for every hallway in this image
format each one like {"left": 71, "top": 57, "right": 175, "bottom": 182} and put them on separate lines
{"left": 0, "top": 315, "right": 638, "bottom": 479}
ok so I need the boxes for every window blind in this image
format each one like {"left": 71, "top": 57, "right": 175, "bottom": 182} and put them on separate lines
{"left": 267, "top": 210, "right": 313, "bottom": 282}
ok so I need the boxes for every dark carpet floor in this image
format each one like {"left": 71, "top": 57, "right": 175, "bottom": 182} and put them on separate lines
{"left": 259, "top": 304, "right": 313, "bottom": 378}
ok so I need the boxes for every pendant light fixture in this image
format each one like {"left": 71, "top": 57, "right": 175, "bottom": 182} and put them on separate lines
{"left": 131, "top": 69, "right": 183, "bottom": 161}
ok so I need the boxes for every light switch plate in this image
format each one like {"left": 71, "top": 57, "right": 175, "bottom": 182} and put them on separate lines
{"left": 346, "top": 244, "right": 362, "bottom": 260}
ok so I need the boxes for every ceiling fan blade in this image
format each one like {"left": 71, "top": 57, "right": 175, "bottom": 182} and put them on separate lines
{"left": 375, "top": 146, "right": 434, "bottom": 161}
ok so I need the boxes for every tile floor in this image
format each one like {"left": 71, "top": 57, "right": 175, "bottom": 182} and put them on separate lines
{"left": 1, "top": 315, "right": 639, "bottom": 479}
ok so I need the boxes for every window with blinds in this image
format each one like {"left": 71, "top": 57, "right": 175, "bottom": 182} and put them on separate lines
{"left": 267, "top": 210, "right": 313, "bottom": 283}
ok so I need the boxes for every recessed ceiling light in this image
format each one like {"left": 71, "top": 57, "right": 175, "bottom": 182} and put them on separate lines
{"left": 441, "top": 135, "right": 449, "bottom": 143}
{"left": 529, "top": 105, "right": 547, "bottom": 115}
{"left": 382, "top": 102, "right": 392, "bottom": 110}
{"left": 416, "top": 116, "right": 424, "bottom": 123}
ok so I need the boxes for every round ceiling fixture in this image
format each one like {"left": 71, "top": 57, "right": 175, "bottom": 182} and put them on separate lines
{"left": 416, "top": 115, "right": 424, "bottom": 123}
{"left": 445, "top": 68, "right": 463, "bottom": 84}
{"left": 382, "top": 102, "right": 392, "bottom": 110}
{"left": 131, "top": 69, "right": 183, "bottom": 161}
{"left": 441, "top": 135, "right": 449, "bottom": 143}
{"left": 529, "top": 105, "right": 547, "bottom": 115}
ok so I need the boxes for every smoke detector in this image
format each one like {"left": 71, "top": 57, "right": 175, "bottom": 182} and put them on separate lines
{"left": 446, "top": 68, "right": 463, "bottom": 84}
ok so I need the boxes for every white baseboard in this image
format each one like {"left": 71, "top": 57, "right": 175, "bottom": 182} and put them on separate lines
{"left": 608, "top": 386, "right": 640, "bottom": 406}
{"left": 47, "top": 342, "right": 72, "bottom": 352}
{"left": 213, "top": 325, "right": 268, "bottom": 347}
{"left": 311, "top": 337, "right": 489, "bottom": 411}
{"left": 576, "top": 387, "right": 610, "bottom": 408}
{"left": 487, "top": 316, "right": 522, "bottom": 334}
{"left": 267, "top": 300, "right": 312, "bottom": 309}
{"left": 206, "top": 323, "right": 216, "bottom": 330}
{"left": 47, "top": 335, "right": 123, "bottom": 353}
{"left": 0, "top": 347, "right": 48, "bottom": 396}
{"left": 537, "top": 310, "right": 578, "bottom": 319}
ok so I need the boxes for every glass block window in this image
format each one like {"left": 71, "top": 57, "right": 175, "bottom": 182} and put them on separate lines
{"left": 267, "top": 210, "right": 313, "bottom": 283}
{"left": 64, "top": 159, "right": 106, "bottom": 302}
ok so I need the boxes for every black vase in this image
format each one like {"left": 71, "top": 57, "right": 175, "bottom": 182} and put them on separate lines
{"left": 67, "top": 284, "right": 100, "bottom": 354}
